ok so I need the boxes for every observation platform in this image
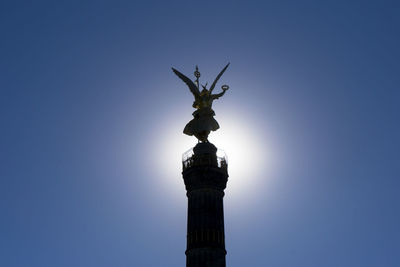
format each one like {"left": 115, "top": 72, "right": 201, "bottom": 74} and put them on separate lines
{"left": 182, "top": 143, "right": 228, "bottom": 172}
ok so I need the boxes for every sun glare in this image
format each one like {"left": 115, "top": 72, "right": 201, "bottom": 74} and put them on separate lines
{"left": 209, "top": 114, "right": 267, "bottom": 197}
{"left": 150, "top": 109, "right": 271, "bottom": 205}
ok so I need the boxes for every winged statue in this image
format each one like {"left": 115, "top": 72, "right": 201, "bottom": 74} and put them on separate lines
{"left": 172, "top": 63, "right": 230, "bottom": 142}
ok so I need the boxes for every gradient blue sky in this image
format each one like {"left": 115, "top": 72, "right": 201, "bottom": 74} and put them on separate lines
{"left": 1, "top": 1, "right": 399, "bottom": 266}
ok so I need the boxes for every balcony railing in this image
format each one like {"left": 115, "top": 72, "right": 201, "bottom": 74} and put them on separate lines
{"left": 182, "top": 147, "right": 228, "bottom": 171}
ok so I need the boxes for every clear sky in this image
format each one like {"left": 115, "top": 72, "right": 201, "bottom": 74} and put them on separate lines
{"left": 1, "top": 1, "right": 399, "bottom": 266}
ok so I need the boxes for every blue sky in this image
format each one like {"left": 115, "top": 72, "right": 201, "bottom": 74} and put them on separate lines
{"left": 1, "top": 1, "right": 399, "bottom": 266}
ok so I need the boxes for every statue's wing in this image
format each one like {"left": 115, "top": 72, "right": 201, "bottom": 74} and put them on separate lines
{"left": 172, "top": 68, "right": 200, "bottom": 97}
{"left": 209, "top": 63, "right": 230, "bottom": 93}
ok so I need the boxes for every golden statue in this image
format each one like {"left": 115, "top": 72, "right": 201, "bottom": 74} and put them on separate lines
{"left": 172, "top": 63, "right": 230, "bottom": 142}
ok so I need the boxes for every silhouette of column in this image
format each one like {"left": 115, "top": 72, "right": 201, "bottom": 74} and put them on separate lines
{"left": 182, "top": 142, "right": 228, "bottom": 267}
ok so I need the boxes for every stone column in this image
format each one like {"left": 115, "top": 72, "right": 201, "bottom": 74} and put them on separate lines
{"left": 182, "top": 142, "right": 228, "bottom": 267}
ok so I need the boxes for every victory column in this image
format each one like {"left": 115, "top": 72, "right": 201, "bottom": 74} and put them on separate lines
{"left": 172, "top": 64, "right": 230, "bottom": 267}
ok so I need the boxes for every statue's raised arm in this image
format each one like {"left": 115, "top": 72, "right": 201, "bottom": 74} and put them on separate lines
{"left": 211, "top": 85, "right": 229, "bottom": 100}
{"left": 172, "top": 64, "right": 230, "bottom": 142}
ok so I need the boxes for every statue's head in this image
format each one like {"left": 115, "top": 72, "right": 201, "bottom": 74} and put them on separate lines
{"left": 200, "top": 89, "right": 209, "bottom": 96}
{"left": 200, "top": 83, "right": 209, "bottom": 96}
